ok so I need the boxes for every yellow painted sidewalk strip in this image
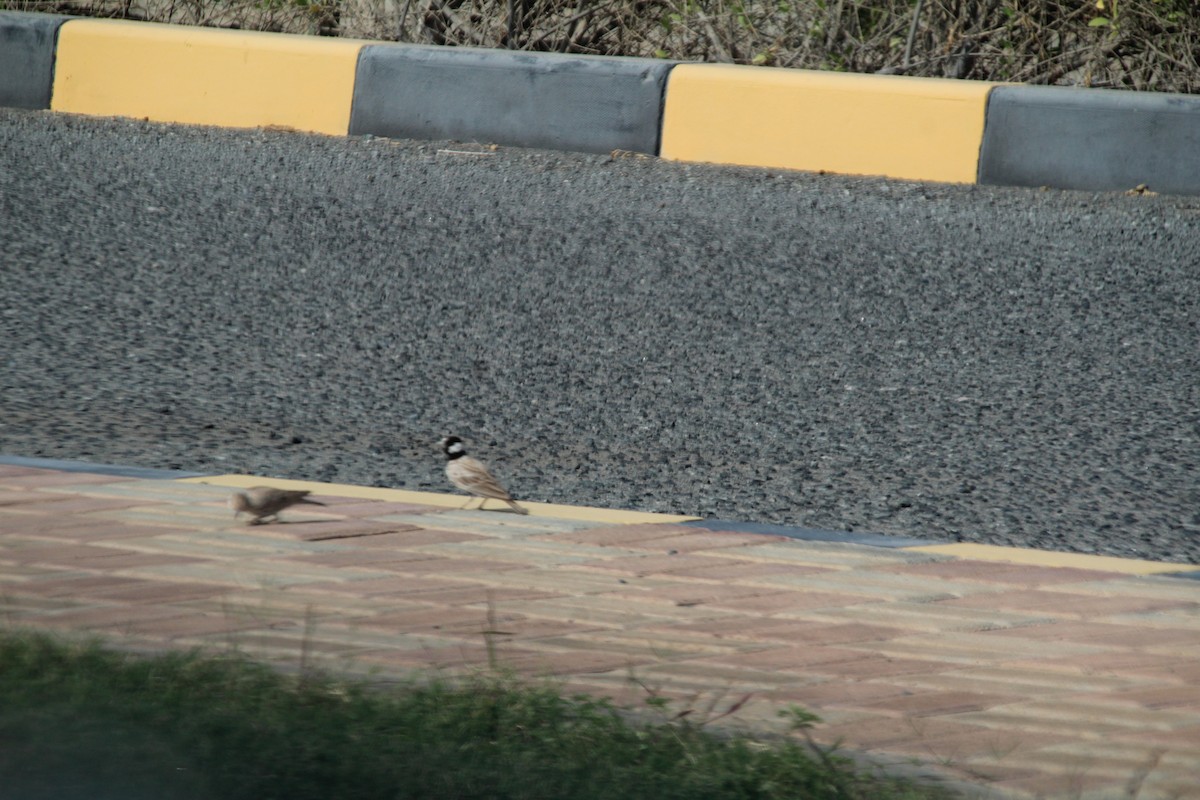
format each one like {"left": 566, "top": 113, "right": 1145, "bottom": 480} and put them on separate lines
{"left": 182, "top": 474, "right": 699, "bottom": 526}
{"left": 661, "top": 64, "right": 996, "bottom": 184}
{"left": 51, "top": 19, "right": 362, "bottom": 135}
{"left": 908, "top": 543, "right": 1193, "bottom": 575}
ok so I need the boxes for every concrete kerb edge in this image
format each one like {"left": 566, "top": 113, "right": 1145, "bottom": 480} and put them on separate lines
{"left": 3, "top": 11, "right": 1200, "bottom": 194}
{"left": 4, "top": 453, "right": 1196, "bottom": 577}
{"left": 0, "top": 11, "right": 71, "bottom": 110}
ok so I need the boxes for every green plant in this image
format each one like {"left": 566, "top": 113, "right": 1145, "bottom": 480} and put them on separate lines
{"left": 0, "top": 630, "right": 951, "bottom": 800}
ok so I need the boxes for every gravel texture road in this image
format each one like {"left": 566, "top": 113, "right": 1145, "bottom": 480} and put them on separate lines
{"left": 2, "top": 109, "right": 1198, "bottom": 563}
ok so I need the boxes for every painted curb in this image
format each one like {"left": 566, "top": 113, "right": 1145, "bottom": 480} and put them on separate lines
{"left": 350, "top": 44, "right": 672, "bottom": 156}
{"left": 979, "top": 84, "right": 1200, "bottom": 196}
{"left": 0, "top": 11, "right": 66, "bottom": 110}
{"left": 4, "top": 454, "right": 1197, "bottom": 577}
{"left": 660, "top": 63, "right": 996, "bottom": 184}
{"left": 50, "top": 18, "right": 362, "bottom": 135}
{"left": 3, "top": 11, "right": 1200, "bottom": 195}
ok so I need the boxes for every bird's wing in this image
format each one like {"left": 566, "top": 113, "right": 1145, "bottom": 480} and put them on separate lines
{"left": 453, "top": 458, "right": 515, "bottom": 501}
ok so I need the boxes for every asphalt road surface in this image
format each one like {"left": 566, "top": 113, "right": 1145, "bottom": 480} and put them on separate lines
{"left": 2, "top": 109, "right": 1198, "bottom": 564}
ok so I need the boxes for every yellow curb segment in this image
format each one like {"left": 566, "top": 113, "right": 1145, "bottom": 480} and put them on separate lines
{"left": 51, "top": 19, "right": 363, "bottom": 135}
{"left": 907, "top": 542, "right": 1194, "bottom": 575}
{"left": 660, "top": 64, "right": 997, "bottom": 183}
{"left": 180, "top": 473, "right": 700, "bottom": 526}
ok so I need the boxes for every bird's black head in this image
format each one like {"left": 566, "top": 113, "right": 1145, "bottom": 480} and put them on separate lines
{"left": 441, "top": 436, "right": 466, "bottom": 460}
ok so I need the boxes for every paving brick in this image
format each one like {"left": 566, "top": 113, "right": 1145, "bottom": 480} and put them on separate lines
{"left": 375, "top": 556, "right": 532, "bottom": 574}
{"left": 335, "top": 527, "right": 489, "bottom": 547}
{"left": 0, "top": 514, "right": 125, "bottom": 536}
{"left": 853, "top": 689, "right": 1021, "bottom": 717}
{"left": 810, "top": 600, "right": 1053, "bottom": 634}
{"left": 310, "top": 500, "right": 444, "bottom": 517}
{"left": 1109, "top": 684, "right": 1200, "bottom": 710}
{"left": 704, "top": 589, "right": 880, "bottom": 614}
{"left": 2, "top": 543, "right": 195, "bottom": 570}
{"left": 656, "top": 560, "right": 836, "bottom": 581}
{"left": 888, "top": 665, "right": 1149, "bottom": 697}
{"left": 502, "top": 647, "right": 658, "bottom": 677}
{"left": 957, "top": 698, "right": 1200, "bottom": 737}
{"left": 636, "top": 661, "right": 816, "bottom": 689}
{"left": 698, "top": 645, "right": 886, "bottom": 671}
{"left": 387, "top": 512, "right": 599, "bottom": 538}
{"left": 365, "top": 607, "right": 611, "bottom": 643}
{"left": 765, "top": 680, "right": 916, "bottom": 708}
{"left": 89, "top": 580, "right": 231, "bottom": 604}
{"left": 761, "top": 571, "right": 980, "bottom": 603}
{"left": 9, "top": 574, "right": 151, "bottom": 598}
{"left": 0, "top": 489, "right": 76, "bottom": 506}
{"left": 299, "top": 574, "right": 472, "bottom": 597}
{"left": 985, "top": 620, "right": 1200, "bottom": 648}
{"left": 621, "top": 530, "right": 789, "bottom": 553}
{"left": 0, "top": 472, "right": 130, "bottom": 488}
{"left": 405, "top": 539, "right": 606, "bottom": 567}
{"left": 357, "top": 605, "right": 508, "bottom": 634}
{"left": 744, "top": 621, "right": 908, "bottom": 646}
{"left": 31, "top": 603, "right": 193, "bottom": 631}
{"left": 538, "top": 628, "right": 752, "bottom": 658}
{"left": 571, "top": 553, "right": 749, "bottom": 576}
{"left": 814, "top": 714, "right": 995, "bottom": 749}
{"left": 470, "top": 569, "right": 657, "bottom": 596}
{"left": 883, "top": 559, "right": 1130, "bottom": 585}
{"left": 94, "top": 509, "right": 235, "bottom": 528}
{"left": 400, "top": 585, "right": 565, "bottom": 606}
{"left": 609, "top": 581, "right": 788, "bottom": 608}
{"left": 870, "top": 631, "right": 1109, "bottom": 665}
{"left": 940, "top": 590, "right": 1197, "bottom": 617}
{"left": 988, "top": 770, "right": 1116, "bottom": 799}
{"left": 356, "top": 643, "right": 497, "bottom": 670}
{"left": 501, "top": 594, "right": 732, "bottom": 627}
{"left": 818, "top": 655, "right": 962, "bottom": 679}
{"left": 118, "top": 611, "right": 276, "bottom": 638}
{"left": 2, "top": 495, "right": 162, "bottom": 514}
{"left": 49, "top": 523, "right": 195, "bottom": 541}
{"left": 1002, "top": 650, "right": 1200, "bottom": 680}
{"left": 284, "top": 520, "right": 423, "bottom": 541}
{"left": 542, "top": 523, "right": 700, "bottom": 546}
{"left": 285, "top": 550, "right": 446, "bottom": 570}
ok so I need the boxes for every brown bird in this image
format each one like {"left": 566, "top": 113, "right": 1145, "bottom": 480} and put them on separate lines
{"left": 441, "top": 435, "right": 528, "bottom": 514}
{"left": 229, "top": 487, "right": 325, "bottom": 524}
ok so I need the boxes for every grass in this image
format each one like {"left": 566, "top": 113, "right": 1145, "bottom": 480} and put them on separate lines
{"left": 0, "top": 630, "right": 953, "bottom": 800}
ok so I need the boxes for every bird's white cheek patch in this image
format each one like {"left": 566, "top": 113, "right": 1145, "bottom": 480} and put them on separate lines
{"left": 448, "top": 442, "right": 465, "bottom": 455}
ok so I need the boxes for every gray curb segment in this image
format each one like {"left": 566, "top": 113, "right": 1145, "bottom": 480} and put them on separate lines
{"left": 2, "top": 10, "right": 1198, "bottom": 194}
{"left": 350, "top": 45, "right": 671, "bottom": 156}
{"left": 0, "top": 11, "right": 66, "bottom": 110}
{"left": 978, "top": 85, "right": 1200, "bottom": 196}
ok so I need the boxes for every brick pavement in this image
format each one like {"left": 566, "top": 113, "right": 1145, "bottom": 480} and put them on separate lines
{"left": 1, "top": 459, "right": 1198, "bottom": 799}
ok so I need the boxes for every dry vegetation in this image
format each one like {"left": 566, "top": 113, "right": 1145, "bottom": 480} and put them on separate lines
{"left": 7, "top": 0, "right": 1199, "bottom": 92}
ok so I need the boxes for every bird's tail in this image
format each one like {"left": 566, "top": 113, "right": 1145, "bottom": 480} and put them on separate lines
{"left": 507, "top": 499, "right": 529, "bottom": 515}
{"left": 300, "top": 498, "right": 326, "bottom": 507}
